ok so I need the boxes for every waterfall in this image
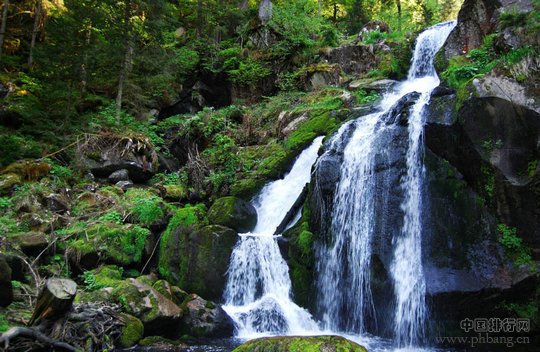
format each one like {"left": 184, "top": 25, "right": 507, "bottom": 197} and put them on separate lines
{"left": 315, "top": 20, "right": 457, "bottom": 347}
{"left": 223, "top": 136, "right": 324, "bottom": 338}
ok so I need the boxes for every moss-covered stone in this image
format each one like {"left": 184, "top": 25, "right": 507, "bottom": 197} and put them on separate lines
{"left": 0, "top": 173, "right": 21, "bottom": 195}
{"left": 160, "top": 221, "right": 238, "bottom": 300}
{"left": 138, "top": 336, "right": 186, "bottom": 348}
{"left": 152, "top": 280, "right": 189, "bottom": 306}
{"left": 233, "top": 335, "right": 367, "bottom": 352}
{"left": 207, "top": 196, "right": 257, "bottom": 232}
{"left": 180, "top": 294, "right": 234, "bottom": 338}
{"left": 111, "top": 278, "right": 182, "bottom": 337}
{"left": 93, "top": 265, "right": 123, "bottom": 288}
{"left": 158, "top": 204, "right": 208, "bottom": 284}
{"left": 118, "top": 313, "right": 144, "bottom": 348}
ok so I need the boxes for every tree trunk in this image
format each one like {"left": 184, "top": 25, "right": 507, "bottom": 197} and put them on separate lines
{"left": 28, "top": 0, "right": 42, "bottom": 68}
{"left": 0, "top": 0, "right": 9, "bottom": 57}
{"left": 116, "top": 0, "right": 134, "bottom": 126}
{"left": 80, "top": 24, "right": 91, "bottom": 96}
{"left": 239, "top": 0, "right": 248, "bottom": 10}
{"left": 333, "top": 1, "right": 338, "bottom": 22}
{"left": 28, "top": 278, "right": 77, "bottom": 326}
{"left": 318, "top": 0, "right": 322, "bottom": 17}
{"left": 397, "top": 0, "right": 402, "bottom": 31}
{"left": 196, "top": 0, "right": 203, "bottom": 37}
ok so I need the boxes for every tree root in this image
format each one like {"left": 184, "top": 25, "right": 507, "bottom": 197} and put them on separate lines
{"left": 0, "top": 326, "right": 76, "bottom": 351}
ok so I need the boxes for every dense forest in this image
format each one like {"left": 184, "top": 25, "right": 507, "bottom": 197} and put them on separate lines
{"left": 0, "top": 0, "right": 539, "bottom": 351}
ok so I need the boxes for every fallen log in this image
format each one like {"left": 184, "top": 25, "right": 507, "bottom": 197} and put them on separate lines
{"left": 28, "top": 278, "right": 77, "bottom": 326}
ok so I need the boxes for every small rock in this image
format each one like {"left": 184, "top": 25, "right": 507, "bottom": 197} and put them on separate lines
{"left": 366, "top": 79, "right": 398, "bottom": 92}
{"left": 0, "top": 173, "right": 21, "bottom": 195}
{"left": 181, "top": 294, "right": 234, "bottom": 338}
{"left": 116, "top": 180, "right": 134, "bottom": 191}
{"left": 18, "top": 232, "right": 49, "bottom": 256}
{"left": 45, "top": 193, "right": 70, "bottom": 213}
{"left": 282, "top": 113, "right": 309, "bottom": 136}
{"left": 0, "top": 254, "right": 14, "bottom": 307}
{"left": 109, "top": 169, "right": 130, "bottom": 183}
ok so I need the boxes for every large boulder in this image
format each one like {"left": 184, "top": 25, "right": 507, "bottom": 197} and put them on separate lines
{"left": 181, "top": 294, "right": 234, "bottom": 337}
{"left": 78, "top": 133, "right": 159, "bottom": 182}
{"left": 233, "top": 336, "right": 367, "bottom": 352}
{"left": 0, "top": 254, "right": 13, "bottom": 307}
{"left": 111, "top": 278, "right": 183, "bottom": 337}
{"left": 325, "top": 44, "right": 379, "bottom": 76}
{"left": 207, "top": 196, "right": 257, "bottom": 232}
{"left": 440, "top": 0, "right": 502, "bottom": 60}
{"left": 160, "top": 224, "right": 238, "bottom": 300}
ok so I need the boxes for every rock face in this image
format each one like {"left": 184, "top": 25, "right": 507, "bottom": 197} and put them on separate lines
{"left": 159, "top": 214, "right": 238, "bottom": 301}
{"left": 0, "top": 254, "right": 14, "bottom": 307}
{"left": 440, "top": 0, "right": 502, "bottom": 60}
{"left": 181, "top": 294, "right": 234, "bottom": 337}
{"left": 325, "top": 45, "right": 379, "bottom": 76}
{"left": 208, "top": 196, "right": 257, "bottom": 232}
{"left": 233, "top": 335, "right": 367, "bottom": 352}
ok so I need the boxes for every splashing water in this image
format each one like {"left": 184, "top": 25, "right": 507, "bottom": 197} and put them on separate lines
{"left": 223, "top": 137, "right": 324, "bottom": 338}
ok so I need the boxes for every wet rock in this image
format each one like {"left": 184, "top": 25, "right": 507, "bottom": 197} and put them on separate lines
{"left": 0, "top": 254, "right": 14, "bottom": 307}
{"left": 181, "top": 294, "right": 234, "bottom": 338}
{"left": 152, "top": 280, "right": 189, "bottom": 306}
{"left": 108, "top": 169, "right": 130, "bottom": 183}
{"left": 208, "top": 196, "right": 257, "bottom": 232}
{"left": 281, "top": 113, "right": 309, "bottom": 137}
{"left": 233, "top": 335, "right": 367, "bottom": 352}
{"left": 111, "top": 278, "right": 182, "bottom": 337}
{"left": 3, "top": 254, "right": 25, "bottom": 281}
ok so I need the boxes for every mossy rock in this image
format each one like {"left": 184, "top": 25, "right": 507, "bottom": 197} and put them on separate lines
{"left": 0, "top": 173, "right": 21, "bottom": 195}
{"left": 66, "top": 223, "right": 150, "bottom": 267}
{"left": 118, "top": 313, "right": 144, "bottom": 348}
{"left": 75, "top": 288, "right": 113, "bottom": 304}
{"left": 163, "top": 185, "right": 187, "bottom": 201}
{"left": 160, "top": 223, "right": 238, "bottom": 300}
{"left": 111, "top": 278, "right": 182, "bottom": 337}
{"left": 180, "top": 294, "right": 234, "bottom": 338}
{"left": 93, "top": 265, "right": 123, "bottom": 289}
{"left": 158, "top": 204, "right": 208, "bottom": 285}
{"left": 233, "top": 335, "right": 367, "bottom": 352}
{"left": 138, "top": 336, "right": 186, "bottom": 348}
{"left": 152, "top": 280, "right": 189, "bottom": 306}
{"left": 207, "top": 196, "right": 257, "bottom": 232}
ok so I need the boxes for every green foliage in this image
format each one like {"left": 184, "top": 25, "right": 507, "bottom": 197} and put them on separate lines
{"left": 354, "top": 89, "right": 381, "bottom": 105}
{"left": 228, "top": 59, "right": 272, "bottom": 87}
{"left": 0, "top": 197, "right": 11, "bottom": 210}
{"left": 82, "top": 265, "right": 124, "bottom": 291}
{"left": 125, "top": 189, "right": 165, "bottom": 226}
{"left": 98, "top": 211, "right": 123, "bottom": 225}
{"left": 527, "top": 160, "right": 538, "bottom": 177}
{"left": 498, "top": 224, "right": 534, "bottom": 268}
{"left": 499, "top": 9, "right": 528, "bottom": 29}
{"left": 0, "top": 313, "right": 9, "bottom": 333}
{"left": 0, "top": 133, "right": 43, "bottom": 167}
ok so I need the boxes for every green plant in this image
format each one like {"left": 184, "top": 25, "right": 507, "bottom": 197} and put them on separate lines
{"left": 527, "top": 159, "right": 538, "bottom": 177}
{"left": 0, "top": 313, "right": 9, "bottom": 333}
{"left": 498, "top": 223, "right": 534, "bottom": 268}
{"left": 0, "top": 197, "right": 11, "bottom": 210}
{"left": 98, "top": 211, "right": 123, "bottom": 225}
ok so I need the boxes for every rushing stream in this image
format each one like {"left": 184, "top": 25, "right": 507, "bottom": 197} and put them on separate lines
{"left": 222, "top": 20, "right": 457, "bottom": 351}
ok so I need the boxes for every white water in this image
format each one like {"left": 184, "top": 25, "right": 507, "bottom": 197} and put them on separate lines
{"left": 223, "top": 136, "right": 324, "bottom": 338}
{"left": 315, "top": 20, "right": 457, "bottom": 348}
{"left": 223, "top": 20, "right": 456, "bottom": 351}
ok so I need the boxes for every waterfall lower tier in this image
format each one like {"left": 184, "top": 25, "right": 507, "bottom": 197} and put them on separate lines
{"left": 223, "top": 137, "right": 323, "bottom": 338}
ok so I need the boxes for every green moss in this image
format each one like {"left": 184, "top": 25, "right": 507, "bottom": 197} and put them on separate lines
{"left": 158, "top": 204, "right": 208, "bottom": 282}
{"left": 233, "top": 336, "right": 367, "bottom": 352}
{"left": 124, "top": 188, "right": 165, "bottom": 225}
{"left": 0, "top": 312, "right": 9, "bottom": 333}
{"left": 118, "top": 313, "right": 144, "bottom": 348}
{"left": 92, "top": 265, "right": 124, "bottom": 289}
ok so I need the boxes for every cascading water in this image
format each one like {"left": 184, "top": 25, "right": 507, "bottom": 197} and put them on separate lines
{"left": 223, "top": 137, "right": 324, "bottom": 338}
{"left": 315, "top": 20, "right": 457, "bottom": 348}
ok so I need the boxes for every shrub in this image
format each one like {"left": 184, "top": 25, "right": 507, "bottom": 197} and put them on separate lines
{"left": 498, "top": 224, "right": 534, "bottom": 268}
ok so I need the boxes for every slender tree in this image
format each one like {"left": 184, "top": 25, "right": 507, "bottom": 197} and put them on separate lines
{"left": 116, "top": 0, "right": 134, "bottom": 125}
{"left": 28, "top": 0, "right": 43, "bottom": 67}
{"left": 0, "top": 0, "right": 9, "bottom": 57}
